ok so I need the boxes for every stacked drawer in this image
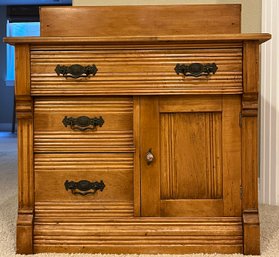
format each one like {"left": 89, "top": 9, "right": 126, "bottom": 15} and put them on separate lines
{"left": 33, "top": 96, "right": 135, "bottom": 221}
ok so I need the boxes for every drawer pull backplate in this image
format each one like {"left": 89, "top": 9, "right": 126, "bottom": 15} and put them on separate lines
{"left": 65, "top": 180, "right": 105, "bottom": 196}
{"left": 175, "top": 63, "right": 218, "bottom": 77}
{"left": 55, "top": 64, "right": 98, "bottom": 78}
{"left": 62, "top": 116, "right": 104, "bottom": 131}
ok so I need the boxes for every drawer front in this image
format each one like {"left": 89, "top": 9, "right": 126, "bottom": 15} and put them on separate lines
{"left": 31, "top": 45, "right": 243, "bottom": 95}
{"left": 34, "top": 97, "right": 133, "bottom": 153}
{"left": 34, "top": 153, "right": 133, "bottom": 202}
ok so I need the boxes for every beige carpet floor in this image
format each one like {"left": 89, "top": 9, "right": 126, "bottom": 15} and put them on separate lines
{"left": 0, "top": 133, "right": 279, "bottom": 257}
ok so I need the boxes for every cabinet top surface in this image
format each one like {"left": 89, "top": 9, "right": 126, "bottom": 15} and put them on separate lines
{"left": 4, "top": 33, "right": 271, "bottom": 45}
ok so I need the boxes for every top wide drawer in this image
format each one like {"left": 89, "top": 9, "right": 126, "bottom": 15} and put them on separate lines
{"left": 30, "top": 45, "right": 243, "bottom": 95}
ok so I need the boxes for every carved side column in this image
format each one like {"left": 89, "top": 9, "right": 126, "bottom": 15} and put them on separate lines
{"left": 242, "top": 41, "right": 260, "bottom": 255}
{"left": 15, "top": 44, "right": 34, "bottom": 254}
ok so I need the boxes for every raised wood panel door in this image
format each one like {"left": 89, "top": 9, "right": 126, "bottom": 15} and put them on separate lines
{"left": 140, "top": 95, "right": 242, "bottom": 217}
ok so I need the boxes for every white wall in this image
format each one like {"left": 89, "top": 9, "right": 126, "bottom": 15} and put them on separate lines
{"left": 260, "top": 0, "right": 279, "bottom": 205}
{"left": 73, "top": 0, "right": 261, "bottom": 33}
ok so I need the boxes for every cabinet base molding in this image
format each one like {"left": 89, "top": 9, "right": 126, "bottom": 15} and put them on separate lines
{"left": 17, "top": 212, "right": 33, "bottom": 254}
{"left": 243, "top": 210, "right": 260, "bottom": 255}
{"left": 33, "top": 217, "right": 243, "bottom": 254}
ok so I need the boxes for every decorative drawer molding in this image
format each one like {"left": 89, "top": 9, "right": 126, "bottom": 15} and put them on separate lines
{"left": 35, "top": 201, "right": 134, "bottom": 222}
{"left": 33, "top": 217, "right": 243, "bottom": 254}
{"left": 34, "top": 153, "right": 134, "bottom": 202}
{"left": 30, "top": 46, "right": 243, "bottom": 95}
{"left": 34, "top": 97, "right": 134, "bottom": 152}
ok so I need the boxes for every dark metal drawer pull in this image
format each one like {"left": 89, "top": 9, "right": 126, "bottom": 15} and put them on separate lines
{"left": 65, "top": 180, "right": 105, "bottom": 196}
{"left": 175, "top": 63, "right": 218, "bottom": 77}
{"left": 55, "top": 64, "right": 98, "bottom": 78}
{"left": 62, "top": 116, "right": 104, "bottom": 131}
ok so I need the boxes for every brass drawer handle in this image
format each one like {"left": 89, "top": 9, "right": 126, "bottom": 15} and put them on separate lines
{"left": 62, "top": 116, "right": 104, "bottom": 131}
{"left": 175, "top": 63, "right": 218, "bottom": 77}
{"left": 65, "top": 180, "right": 105, "bottom": 196}
{"left": 55, "top": 64, "right": 98, "bottom": 78}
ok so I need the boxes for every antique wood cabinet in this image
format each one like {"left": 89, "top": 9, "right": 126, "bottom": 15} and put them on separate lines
{"left": 5, "top": 5, "right": 271, "bottom": 256}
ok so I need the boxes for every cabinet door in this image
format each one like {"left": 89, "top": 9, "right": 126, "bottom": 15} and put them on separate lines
{"left": 139, "top": 95, "right": 241, "bottom": 217}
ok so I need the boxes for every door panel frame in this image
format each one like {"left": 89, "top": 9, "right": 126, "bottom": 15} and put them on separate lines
{"left": 138, "top": 95, "right": 242, "bottom": 217}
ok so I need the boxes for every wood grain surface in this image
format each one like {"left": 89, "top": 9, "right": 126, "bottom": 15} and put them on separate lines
{"left": 4, "top": 34, "right": 271, "bottom": 45}
{"left": 15, "top": 44, "right": 34, "bottom": 254}
{"left": 140, "top": 95, "right": 241, "bottom": 217}
{"left": 34, "top": 153, "right": 133, "bottom": 202}
{"left": 34, "top": 217, "right": 243, "bottom": 254}
{"left": 30, "top": 45, "right": 243, "bottom": 95}
{"left": 34, "top": 97, "right": 134, "bottom": 152}
{"left": 241, "top": 41, "right": 261, "bottom": 255}
{"left": 40, "top": 5, "right": 241, "bottom": 37}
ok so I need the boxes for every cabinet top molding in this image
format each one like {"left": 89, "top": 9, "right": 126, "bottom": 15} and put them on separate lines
{"left": 4, "top": 33, "right": 271, "bottom": 45}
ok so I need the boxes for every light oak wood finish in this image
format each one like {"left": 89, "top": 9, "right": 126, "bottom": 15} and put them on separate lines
{"left": 160, "top": 112, "right": 223, "bottom": 200}
{"left": 35, "top": 201, "right": 134, "bottom": 222}
{"left": 34, "top": 153, "right": 133, "bottom": 202}
{"left": 139, "top": 95, "right": 241, "bottom": 218}
{"left": 139, "top": 96, "right": 161, "bottom": 217}
{"left": 241, "top": 41, "right": 261, "bottom": 255}
{"left": 243, "top": 210, "right": 260, "bottom": 255}
{"left": 133, "top": 96, "right": 141, "bottom": 216}
{"left": 4, "top": 5, "right": 271, "bottom": 255}
{"left": 34, "top": 217, "right": 243, "bottom": 254}
{"left": 4, "top": 34, "right": 271, "bottom": 45}
{"left": 39, "top": 5, "right": 241, "bottom": 37}
{"left": 34, "top": 97, "right": 133, "bottom": 152}
{"left": 29, "top": 46, "right": 243, "bottom": 95}
{"left": 15, "top": 45, "right": 34, "bottom": 254}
